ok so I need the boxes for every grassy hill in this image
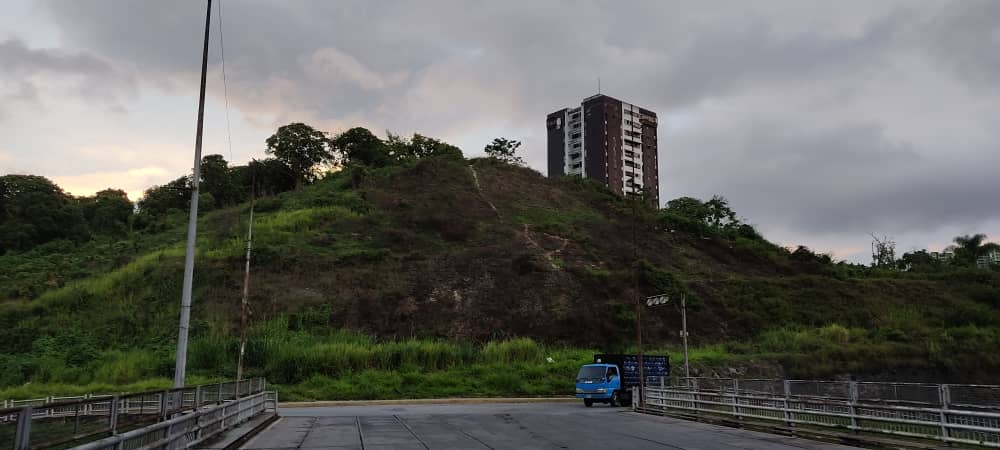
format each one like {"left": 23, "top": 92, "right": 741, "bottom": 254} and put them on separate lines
{"left": 2, "top": 156, "right": 998, "bottom": 400}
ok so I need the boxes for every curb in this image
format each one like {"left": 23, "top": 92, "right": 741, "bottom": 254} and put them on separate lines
{"left": 280, "top": 397, "right": 577, "bottom": 408}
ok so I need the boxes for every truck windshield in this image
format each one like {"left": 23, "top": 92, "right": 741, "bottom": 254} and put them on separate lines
{"left": 577, "top": 366, "right": 606, "bottom": 381}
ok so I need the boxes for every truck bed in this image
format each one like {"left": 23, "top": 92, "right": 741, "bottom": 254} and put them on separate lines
{"left": 594, "top": 354, "right": 670, "bottom": 388}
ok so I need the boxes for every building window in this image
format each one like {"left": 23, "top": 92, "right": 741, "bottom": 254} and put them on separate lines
{"left": 571, "top": 113, "right": 580, "bottom": 120}
{"left": 571, "top": 162, "right": 582, "bottom": 169}
{"left": 570, "top": 152, "right": 581, "bottom": 159}
{"left": 572, "top": 143, "right": 581, "bottom": 148}
{"left": 571, "top": 132, "right": 581, "bottom": 139}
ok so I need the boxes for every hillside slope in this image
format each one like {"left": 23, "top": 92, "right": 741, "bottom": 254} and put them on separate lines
{"left": 2, "top": 157, "right": 999, "bottom": 393}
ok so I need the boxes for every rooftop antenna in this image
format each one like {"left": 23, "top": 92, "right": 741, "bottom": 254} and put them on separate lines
{"left": 598, "top": 77, "right": 601, "bottom": 95}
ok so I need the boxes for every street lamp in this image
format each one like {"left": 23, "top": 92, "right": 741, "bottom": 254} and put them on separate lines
{"left": 645, "top": 294, "right": 690, "bottom": 379}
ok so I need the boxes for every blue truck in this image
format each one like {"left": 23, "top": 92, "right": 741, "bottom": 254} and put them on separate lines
{"left": 575, "top": 354, "right": 670, "bottom": 407}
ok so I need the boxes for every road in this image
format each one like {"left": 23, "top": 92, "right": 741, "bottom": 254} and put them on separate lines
{"left": 241, "top": 401, "right": 860, "bottom": 450}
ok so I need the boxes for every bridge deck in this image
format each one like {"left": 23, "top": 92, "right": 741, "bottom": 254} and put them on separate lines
{"left": 243, "top": 402, "right": 859, "bottom": 450}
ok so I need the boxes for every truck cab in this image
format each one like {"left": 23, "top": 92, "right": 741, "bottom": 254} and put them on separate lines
{"left": 575, "top": 363, "right": 625, "bottom": 407}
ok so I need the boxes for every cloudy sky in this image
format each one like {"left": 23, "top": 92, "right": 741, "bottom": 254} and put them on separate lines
{"left": 2, "top": 1, "right": 998, "bottom": 262}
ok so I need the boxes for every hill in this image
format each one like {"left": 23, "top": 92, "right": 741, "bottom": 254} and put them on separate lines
{"left": 2, "top": 155, "right": 999, "bottom": 400}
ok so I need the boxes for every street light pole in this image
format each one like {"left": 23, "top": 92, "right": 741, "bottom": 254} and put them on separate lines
{"left": 631, "top": 194, "right": 644, "bottom": 407}
{"left": 174, "top": 0, "right": 212, "bottom": 389}
{"left": 645, "top": 293, "right": 691, "bottom": 381}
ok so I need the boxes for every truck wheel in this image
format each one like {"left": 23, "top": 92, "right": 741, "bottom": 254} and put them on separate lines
{"left": 584, "top": 399, "right": 594, "bottom": 407}
{"left": 610, "top": 391, "right": 621, "bottom": 407}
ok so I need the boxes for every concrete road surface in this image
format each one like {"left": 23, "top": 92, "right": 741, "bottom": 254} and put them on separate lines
{"left": 241, "top": 402, "right": 859, "bottom": 450}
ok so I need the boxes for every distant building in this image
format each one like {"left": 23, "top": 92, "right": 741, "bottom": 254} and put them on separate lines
{"left": 546, "top": 94, "right": 659, "bottom": 204}
{"left": 930, "top": 251, "right": 954, "bottom": 261}
{"left": 977, "top": 249, "right": 1000, "bottom": 269}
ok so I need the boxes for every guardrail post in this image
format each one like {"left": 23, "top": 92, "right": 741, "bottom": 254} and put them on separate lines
{"left": 218, "top": 382, "right": 224, "bottom": 403}
{"left": 632, "top": 386, "right": 637, "bottom": 412}
{"left": 939, "top": 384, "right": 951, "bottom": 442}
{"left": 159, "top": 391, "right": 169, "bottom": 421}
{"left": 783, "top": 380, "right": 792, "bottom": 427}
{"left": 109, "top": 394, "right": 119, "bottom": 434}
{"left": 692, "top": 378, "right": 700, "bottom": 416}
{"left": 74, "top": 403, "right": 81, "bottom": 434}
{"left": 195, "top": 385, "right": 203, "bottom": 410}
{"left": 732, "top": 379, "right": 740, "bottom": 419}
{"left": 848, "top": 381, "right": 858, "bottom": 432}
{"left": 14, "top": 407, "right": 32, "bottom": 450}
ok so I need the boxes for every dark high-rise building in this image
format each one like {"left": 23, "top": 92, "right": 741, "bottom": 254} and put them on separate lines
{"left": 546, "top": 94, "right": 658, "bottom": 204}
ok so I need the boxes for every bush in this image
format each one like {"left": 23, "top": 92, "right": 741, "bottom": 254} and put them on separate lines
{"left": 483, "top": 338, "right": 543, "bottom": 364}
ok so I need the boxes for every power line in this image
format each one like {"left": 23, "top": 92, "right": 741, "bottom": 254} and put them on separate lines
{"left": 217, "top": 0, "right": 234, "bottom": 161}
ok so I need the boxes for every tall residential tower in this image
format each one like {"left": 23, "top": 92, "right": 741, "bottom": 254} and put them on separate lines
{"left": 546, "top": 94, "right": 659, "bottom": 204}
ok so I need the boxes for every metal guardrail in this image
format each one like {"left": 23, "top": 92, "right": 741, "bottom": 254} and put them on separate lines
{"left": 0, "top": 378, "right": 266, "bottom": 450}
{"left": 69, "top": 390, "right": 277, "bottom": 450}
{"left": 672, "top": 377, "right": 1000, "bottom": 410}
{"left": 638, "top": 378, "right": 1000, "bottom": 448}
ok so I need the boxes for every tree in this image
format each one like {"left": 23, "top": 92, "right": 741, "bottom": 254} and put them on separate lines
{"left": 0, "top": 175, "right": 89, "bottom": 253}
{"left": 898, "top": 250, "right": 938, "bottom": 271}
{"left": 949, "top": 234, "right": 999, "bottom": 267}
{"left": 199, "top": 154, "right": 239, "bottom": 208}
{"left": 135, "top": 176, "right": 191, "bottom": 226}
{"left": 484, "top": 138, "right": 524, "bottom": 165}
{"left": 331, "top": 127, "right": 391, "bottom": 168}
{"left": 665, "top": 197, "right": 709, "bottom": 222}
{"left": 80, "top": 189, "right": 132, "bottom": 237}
{"left": 386, "top": 132, "right": 464, "bottom": 161}
{"left": 870, "top": 234, "right": 897, "bottom": 268}
{"left": 704, "top": 196, "right": 739, "bottom": 229}
{"left": 244, "top": 158, "right": 298, "bottom": 197}
{"left": 664, "top": 196, "right": 741, "bottom": 230}
{"left": 265, "top": 122, "right": 334, "bottom": 185}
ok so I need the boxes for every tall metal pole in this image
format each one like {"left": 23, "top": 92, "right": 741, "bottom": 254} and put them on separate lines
{"left": 632, "top": 195, "right": 644, "bottom": 406}
{"left": 237, "top": 185, "right": 255, "bottom": 381}
{"left": 174, "top": 0, "right": 212, "bottom": 388}
{"left": 682, "top": 295, "right": 690, "bottom": 379}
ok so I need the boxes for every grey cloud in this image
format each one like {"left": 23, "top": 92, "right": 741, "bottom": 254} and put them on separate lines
{"left": 668, "top": 121, "right": 1000, "bottom": 236}
{"left": 924, "top": 0, "right": 1000, "bottom": 88}
{"left": 0, "top": 37, "right": 135, "bottom": 112}
{"left": 24, "top": 0, "right": 1000, "bottom": 258}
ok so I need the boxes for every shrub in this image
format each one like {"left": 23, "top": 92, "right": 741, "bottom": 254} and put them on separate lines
{"left": 483, "top": 338, "right": 543, "bottom": 364}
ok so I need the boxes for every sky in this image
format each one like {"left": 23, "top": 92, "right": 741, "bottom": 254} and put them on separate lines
{"left": 1, "top": 0, "right": 998, "bottom": 262}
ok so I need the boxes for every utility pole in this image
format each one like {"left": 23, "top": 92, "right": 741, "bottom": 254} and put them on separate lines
{"left": 174, "top": 0, "right": 212, "bottom": 389}
{"left": 236, "top": 197, "right": 254, "bottom": 380}
{"left": 681, "top": 295, "right": 690, "bottom": 379}
{"left": 631, "top": 194, "right": 644, "bottom": 406}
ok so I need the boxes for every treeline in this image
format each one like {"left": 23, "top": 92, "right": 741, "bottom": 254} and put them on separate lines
{"left": 0, "top": 177, "right": 132, "bottom": 253}
{"left": 653, "top": 194, "right": 998, "bottom": 272}
{"left": 896, "top": 234, "right": 1000, "bottom": 271}
{"left": 0, "top": 123, "right": 467, "bottom": 254}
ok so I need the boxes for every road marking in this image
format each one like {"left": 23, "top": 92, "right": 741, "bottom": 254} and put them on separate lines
{"left": 394, "top": 415, "right": 430, "bottom": 450}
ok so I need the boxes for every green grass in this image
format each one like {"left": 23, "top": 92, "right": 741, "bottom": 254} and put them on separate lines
{"left": 0, "top": 319, "right": 748, "bottom": 402}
